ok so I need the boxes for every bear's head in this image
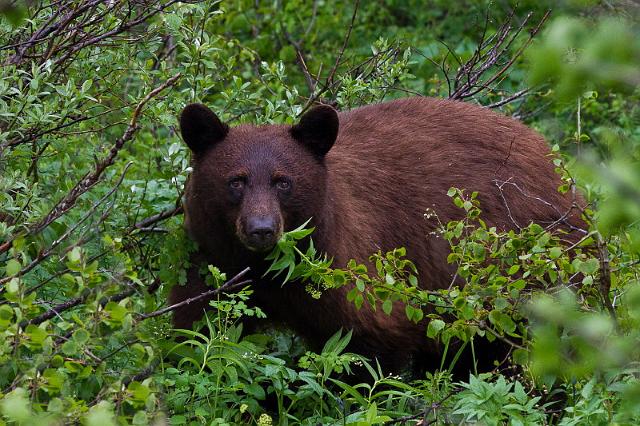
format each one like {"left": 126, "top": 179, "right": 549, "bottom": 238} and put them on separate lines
{"left": 180, "top": 103, "right": 339, "bottom": 253}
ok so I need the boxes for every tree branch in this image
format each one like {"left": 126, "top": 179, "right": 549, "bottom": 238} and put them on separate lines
{"left": 134, "top": 205, "right": 183, "bottom": 230}
{"left": 448, "top": 9, "right": 550, "bottom": 104}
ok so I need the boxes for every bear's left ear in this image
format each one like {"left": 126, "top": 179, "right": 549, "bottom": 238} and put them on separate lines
{"left": 180, "top": 103, "right": 229, "bottom": 154}
{"left": 290, "top": 105, "right": 339, "bottom": 158}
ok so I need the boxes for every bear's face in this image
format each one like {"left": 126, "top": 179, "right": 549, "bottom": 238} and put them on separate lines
{"left": 180, "top": 104, "right": 339, "bottom": 252}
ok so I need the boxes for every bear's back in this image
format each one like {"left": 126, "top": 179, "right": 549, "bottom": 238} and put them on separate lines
{"left": 316, "top": 98, "right": 580, "bottom": 290}
{"left": 330, "top": 97, "right": 552, "bottom": 196}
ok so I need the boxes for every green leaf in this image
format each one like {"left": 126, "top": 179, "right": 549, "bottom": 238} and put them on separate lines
{"left": 427, "top": 319, "right": 445, "bottom": 338}
{"left": 507, "top": 264, "right": 520, "bottom": 275}
{"left": 81, "top": 79, "right": 92, "bottom": 92}
{"left": 128, "top": 382, "right": 152, "bottom": 407}
{"left": 0, "top": 304, "right": 14, "bottom": 326}
{"left": 84, "top": 401, "right": 116, "bottom": 426}
{"left": 47, "top": 398, "right": 64, "bottom": 413}
{"left": 549, "top": 247, "right": 563, "bottom": 259}
{"left": 354, "top": 294, "right": 364, "bottom": 310}
{"left": 494, "top": 297, "right": 509, "bottom": 311}
{"left": 5, "top": 259, "right": 21, "bottom": 276}
{"left": 1, "top": 4, "right": 27, "bottom": 26}
{"left": 43, "top": 369, "right": 65, "bottom": 394}
{"left": 132, "top": 411, "right": 148, "bottom": 425}
{"left": 409, "top": 275, "right": 418, "bottom": 286}
{"left": 0, "top": 388, "right": 32, "bottom": 423}
{"left": 62, "top": 340, "right": 79, "bottom": 356}
{"left": 245, "top": 382, "right": 265, "bottom": 400}
{"left": 512, "top": 348, "right": 529, "bottom": 365}
{"left": 488, "top": 310, "right": 516, "bottom": 334}
{"left": 5, "top": 277, "right": 20, "bottom": 295}
{"left": 25, "top": 324, "right": 48, "bottom": 348}
{"left": 382, "top": 299, "right": 393, "bottom": 315}
{"left": 578, "top": 258, "right": 599, "bottom": 275}
{"left": 413, "top": 308, "right": 424, "bottom": 322}
{"left": 73, "top": 328, "right": 90, "bottom": 344}
{"left": 67, "top": 247, "right": 82, "bottom": 263}
{"left": 405, "top": 304, "right": 414, "bottom": 321}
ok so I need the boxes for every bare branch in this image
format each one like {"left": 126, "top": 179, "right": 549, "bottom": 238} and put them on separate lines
{"left": 137, "top": 267, "right": 252, "bottom": 321}
{"left": 485, "top": 88, "right": 529, "bottom": 109}
{"left": 325, "top": 0, "right": 359, "bottom": 88}
{"left": 447, "top": 9, "right": 551, "bottom": 104}
{"left": 3, "top": 1, "right": 183, "bottom": 68}
{"left": 282, "top": 29, "right": 317, "bottom": 93}
{"left": 301, "top": 0, "right": 360, "bottom": 112}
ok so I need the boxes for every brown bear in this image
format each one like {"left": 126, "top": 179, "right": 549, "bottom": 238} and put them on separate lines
{"left": 170, "top": 97, "right": 584, "bottom": 374}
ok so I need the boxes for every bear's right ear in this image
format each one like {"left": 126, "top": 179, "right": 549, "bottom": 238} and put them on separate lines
{"left": 179, "top": 103, "right": 229, "bottom": 153}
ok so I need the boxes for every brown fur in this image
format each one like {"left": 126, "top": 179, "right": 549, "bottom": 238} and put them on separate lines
{"left": 170, "top": 97, "right": 584, "bottom": 374}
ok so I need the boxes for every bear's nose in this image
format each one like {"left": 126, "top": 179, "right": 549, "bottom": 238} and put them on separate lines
{"left": 246, "top": 217, "right": 278, "bottom": 248}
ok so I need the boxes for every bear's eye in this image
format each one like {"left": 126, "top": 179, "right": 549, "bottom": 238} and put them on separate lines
{"left": 275, "top": 179, "right": 291, "bottom": 191}
{"left": 228, "top": 177, "right": 245, "bottom": 190}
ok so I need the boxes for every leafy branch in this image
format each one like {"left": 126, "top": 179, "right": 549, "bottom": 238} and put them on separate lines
{"left": 0, "top": 72, "right": 181, "bottom": 259}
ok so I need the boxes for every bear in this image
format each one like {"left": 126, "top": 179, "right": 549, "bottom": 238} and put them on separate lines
{"left": 169, "top": 97, "right": 585, "bottom": 375}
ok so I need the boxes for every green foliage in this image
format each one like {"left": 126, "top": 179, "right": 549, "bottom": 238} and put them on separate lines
{"left": 1, "top": 0, "right": 639, "bottom": 424}
{"left": 159, "top": 320, "right": 367, "bottom": 424}
{"left": 263, "top": 219, "right": 332, "bottom": 290}
{"left": 528, "top": 17, "right": 640, "bottom": 101}
{"left": 527, "top": 17, "right": 640, "bottom": 246}
{"left": 263, "top": 183, "right": 639, "bottom": 422}
{"left": 452, "top": 374, "right": 545, "bottom": 425}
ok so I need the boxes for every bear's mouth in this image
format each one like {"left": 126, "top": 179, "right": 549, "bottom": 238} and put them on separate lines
{"left": 238, "top": 232, "right": 281, "bottom": 252}
{"left": 244, "top": 240, "right": 278, "bottom": 252}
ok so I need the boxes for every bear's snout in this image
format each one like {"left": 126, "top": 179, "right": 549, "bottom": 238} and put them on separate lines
{"left": 241, "top": 216, "right": 281, "bottom": 251}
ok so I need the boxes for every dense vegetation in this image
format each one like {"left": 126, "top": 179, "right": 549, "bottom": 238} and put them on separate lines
{"left": 0, "top": 0, "right": 639, "bottom": 424}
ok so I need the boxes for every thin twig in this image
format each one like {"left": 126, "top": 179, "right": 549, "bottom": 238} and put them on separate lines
{"left": 479, "top": 320, "right": 527, "bottom": 351}
{"left": 122, "top": 358, "right": 161, "bottom": 387}
{"left": 301, "top": 0, "right": 360, "bottom": 112}
{"left": 447, "top": 9, "right": 550, "bottom": 104}
{"left": 486, "top": 88, "right": 530, "bottom": 109}
{"left": 134, "top": 205, "right": 183, "bottom": 230}
{"left": 137, "top": 267, "right": 253, "bottom": 320}
{"left": 19, "top": 285, "right": 137, "bottom": 328}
